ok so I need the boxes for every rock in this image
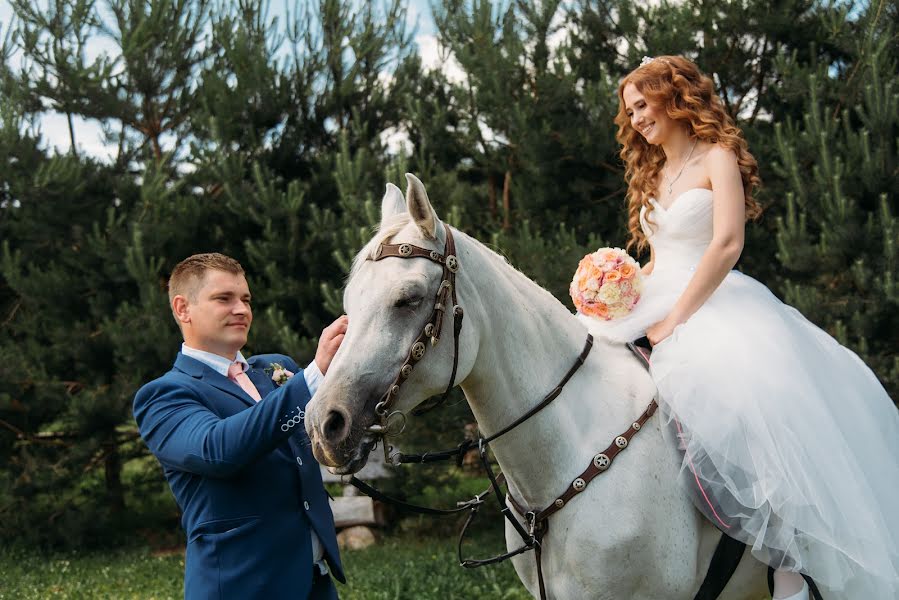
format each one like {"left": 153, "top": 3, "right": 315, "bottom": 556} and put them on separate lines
{"left": 337, "top": 525, "right": 377, "bottom": 550}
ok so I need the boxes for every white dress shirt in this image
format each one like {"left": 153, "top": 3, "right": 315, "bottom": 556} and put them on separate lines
{"left": 180, "top": 344, "right": 323, "bottom": 391}
{"left": 180, "top": 344, "right": 328, "bottom": 573}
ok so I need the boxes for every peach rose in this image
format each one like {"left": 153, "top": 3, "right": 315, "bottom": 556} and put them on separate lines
{"left": 584, "top": 302, "right": 610, "bottom": 319}
{"left": 601, "top": 250, "right": 619, "bottom": 263}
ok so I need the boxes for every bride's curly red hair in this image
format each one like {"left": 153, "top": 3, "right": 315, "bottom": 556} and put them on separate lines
{"left": 615, "top": 55, "right": 761, "bottom": 255}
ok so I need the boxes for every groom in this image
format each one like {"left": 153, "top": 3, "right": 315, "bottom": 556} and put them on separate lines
{"left": 133, "top": 252, "right": 347, "bottom": 599}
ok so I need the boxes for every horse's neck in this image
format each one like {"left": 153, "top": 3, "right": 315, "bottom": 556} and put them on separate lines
{"left": 456, "top": 234, "right": 627, "bottom": 506}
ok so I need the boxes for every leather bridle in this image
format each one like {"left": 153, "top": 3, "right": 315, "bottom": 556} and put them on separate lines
{"left": 364, "top": 225, "right": 464, "bottom": 439}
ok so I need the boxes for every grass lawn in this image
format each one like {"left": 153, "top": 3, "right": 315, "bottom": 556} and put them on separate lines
{"left": 0, "top": 531, "right": 531, "bottom": 600}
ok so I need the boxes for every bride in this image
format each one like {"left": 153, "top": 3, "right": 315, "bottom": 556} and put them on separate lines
{"left": 578, "top": 55, "right": 899, "bottom": 599}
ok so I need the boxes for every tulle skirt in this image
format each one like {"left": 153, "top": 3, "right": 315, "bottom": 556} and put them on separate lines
{"left": 578, "top": 267, "right": 899, "bottom": 598}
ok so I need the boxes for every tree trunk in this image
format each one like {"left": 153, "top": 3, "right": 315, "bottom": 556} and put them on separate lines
{"left": 151, "top": 135, "right": 163, "bottom": 163}
{"left": 104, "top": 440, "right": 125, "bottom": 513}
{"left": 502, "top": 170, "right": 512, "bottom": 230}
{"left": 488, "top": 173, "right": 497, "bottom": 218}
{"left": 67, "top": 112, "right": 77, "bottom": 156}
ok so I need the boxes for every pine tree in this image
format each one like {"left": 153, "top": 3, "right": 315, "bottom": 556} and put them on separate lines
{"left": 12, "top": 0, "right": 214, "bottom": 165}
{"left": 0, "top": 153, "right": 151, "bottom": 545}
{"left": 9, "top": 0, "right": 115, "bottom": 154}
{"left": 430, "top": 0, "right": 624, "bottom": 233}
{"left": 0, "top": 0, "right": 217, "bottom": 547}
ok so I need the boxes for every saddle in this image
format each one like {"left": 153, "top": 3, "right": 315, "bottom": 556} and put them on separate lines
{"left": 625, "top": 336, "right": 824, "bottom": 600}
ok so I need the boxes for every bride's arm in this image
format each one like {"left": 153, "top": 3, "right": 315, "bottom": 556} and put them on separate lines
{"left": 663, "top": 147, "right": 746, "bottom": 328}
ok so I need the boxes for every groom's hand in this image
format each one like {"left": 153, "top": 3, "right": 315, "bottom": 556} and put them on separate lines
{"left": 314, "top": 315, "right": 348, "bottom": 375}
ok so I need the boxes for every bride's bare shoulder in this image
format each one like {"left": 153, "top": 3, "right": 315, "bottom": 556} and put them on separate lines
{"left": 701, "top": 142, "right": 738, "bottom": 165}
{"left": 700, "top": 143, "right": 740, "bottom": 181}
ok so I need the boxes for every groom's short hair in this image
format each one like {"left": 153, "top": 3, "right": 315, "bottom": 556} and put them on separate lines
{"left": 168, "top": 253, "right": 245, "bottom": 303}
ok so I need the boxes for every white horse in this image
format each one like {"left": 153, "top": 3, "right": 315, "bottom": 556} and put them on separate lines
{"left": 304, "top": 174, "right": 769, "bottom": 599}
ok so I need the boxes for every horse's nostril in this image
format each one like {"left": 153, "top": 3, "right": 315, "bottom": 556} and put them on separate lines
{"left": 322, "top": 409, "right": 349, "bottom": 444}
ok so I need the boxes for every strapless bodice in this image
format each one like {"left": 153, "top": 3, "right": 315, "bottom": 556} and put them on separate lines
{"left": 640, "top": 188, "right": 714, "bottom": 272}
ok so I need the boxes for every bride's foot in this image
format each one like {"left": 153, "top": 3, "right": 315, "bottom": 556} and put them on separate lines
{"left": 773, "top": 582, "right": 809, "bottom": 600}
{"left": 773, "top": 569, "right": 809, "bottom": 600}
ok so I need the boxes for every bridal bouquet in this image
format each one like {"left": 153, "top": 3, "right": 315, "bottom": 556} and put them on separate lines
{"left": 570, "top": 247, "right": 643, "bottom": 320}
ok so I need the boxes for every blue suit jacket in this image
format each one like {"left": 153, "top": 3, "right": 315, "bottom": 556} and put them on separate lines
{"left": 134, "top": 352, "right": 344, "bottom": 599}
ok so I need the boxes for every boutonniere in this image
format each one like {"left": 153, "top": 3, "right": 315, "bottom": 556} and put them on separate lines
{"left": 266, "top": 362, "right": 294, "bottom": 386}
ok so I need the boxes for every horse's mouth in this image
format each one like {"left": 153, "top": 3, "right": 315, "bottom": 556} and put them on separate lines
{"left": 325, "top": 433, "right": 379, "bottom": 475}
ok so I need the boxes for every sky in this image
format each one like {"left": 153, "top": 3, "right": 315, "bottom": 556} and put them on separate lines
{"left": 0, "top": 0, "right": 448, "bottom": 159}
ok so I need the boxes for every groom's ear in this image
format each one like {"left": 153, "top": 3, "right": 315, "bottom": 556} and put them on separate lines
{"left": 171, "top": 295, "right": 191, "bottom": 326}
{"left": 405, "top": 173, "right": 439, "bottom": 240}
{"left": 379, "top": 183, "right": 406, "bottom": 230}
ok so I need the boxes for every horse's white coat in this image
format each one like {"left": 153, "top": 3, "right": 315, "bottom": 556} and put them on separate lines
{"left": 306, "top": 175, "right": 768, "bottom": 599}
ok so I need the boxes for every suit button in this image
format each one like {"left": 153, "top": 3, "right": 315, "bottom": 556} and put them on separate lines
{"left": 296, "top": 456, "right": 303, "bottom": 466}
{"left": 304, "top": 501, "right": 310, "bottom": 510}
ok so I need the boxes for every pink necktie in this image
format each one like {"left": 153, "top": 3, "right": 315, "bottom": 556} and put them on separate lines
{"left": 227, "top": 362, "right": 261, "bottom": 402}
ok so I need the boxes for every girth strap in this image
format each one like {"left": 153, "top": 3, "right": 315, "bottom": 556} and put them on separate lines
{"left": 535, "top": 529, "right": 548, "bottom": 599}
{"left": 693, "top": 534, "right": 746, "bottom": 600}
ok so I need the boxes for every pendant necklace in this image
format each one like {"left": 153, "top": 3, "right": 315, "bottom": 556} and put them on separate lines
{"left": 663, "top": 139, "right": 698, "bottom": 198}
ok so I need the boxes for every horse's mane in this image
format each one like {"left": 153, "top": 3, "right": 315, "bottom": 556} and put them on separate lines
{"left": 459, "top": 229, "right": 569, "bottom": 311}
{"left": 347, "top": 213, "right": 569, "bottom": 317}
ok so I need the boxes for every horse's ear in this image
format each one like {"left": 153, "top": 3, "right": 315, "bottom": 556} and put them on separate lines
{"left": 380, "top": 183, "right": 406, "bottom": 230}
{"left": 405, "top": 173, "right": 439, "bottom": 240}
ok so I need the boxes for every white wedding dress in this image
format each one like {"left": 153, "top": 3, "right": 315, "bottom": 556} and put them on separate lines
{"left": 578, "top": 187, "right": 899, "bottom": 598}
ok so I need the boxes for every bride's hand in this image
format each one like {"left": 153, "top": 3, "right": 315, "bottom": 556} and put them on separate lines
{"left": 646, "top": 318, "right": 678, "bottom": 347}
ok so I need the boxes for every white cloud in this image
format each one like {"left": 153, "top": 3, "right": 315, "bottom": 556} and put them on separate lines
{"left": 379, "top": 125, "right": 412, "bottom": 156}
{"left": 406, "top": 0, "right": 435, "bottom": 36}
{"left": 415, "top": 33, "right": 467, "bottom": 85}
{"left": 83, "top": 32, "right": 121, "bottom": 69}
{"left": 545, "top": 4, "right": 572, "bottom": 63}
{"left": 39, "top": 113, "right": 116, "bottom": 162}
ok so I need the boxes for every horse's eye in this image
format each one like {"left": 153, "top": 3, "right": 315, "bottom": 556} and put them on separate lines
{"left": 394, "top": 296, "right": 423, "bottom": 309}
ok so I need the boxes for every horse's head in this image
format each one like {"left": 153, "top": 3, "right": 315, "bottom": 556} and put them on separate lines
{"left": 305, "top": 174, "right": 480, "bottom": 473}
